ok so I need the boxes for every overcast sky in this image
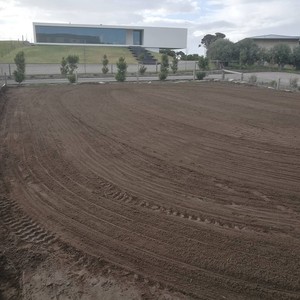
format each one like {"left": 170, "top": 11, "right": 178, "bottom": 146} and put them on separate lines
{"left": 1, "top": 0, "right": 300, "bottom": 54}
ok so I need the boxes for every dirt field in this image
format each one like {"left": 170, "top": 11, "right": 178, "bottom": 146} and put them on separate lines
{"left": 0, "top": 82, "right": 300, "bottom": 299}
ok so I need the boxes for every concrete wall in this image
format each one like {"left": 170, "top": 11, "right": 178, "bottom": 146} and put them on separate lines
{"left": 143, "top": 27, "right": 187, "bottom": 49}
{"left": 0, "top": 61, "right": 198, "bottom": 76}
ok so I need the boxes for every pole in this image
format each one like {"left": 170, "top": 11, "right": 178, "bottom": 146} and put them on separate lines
{"left": 83, "top": 46, "right": 86, "bottom": 74}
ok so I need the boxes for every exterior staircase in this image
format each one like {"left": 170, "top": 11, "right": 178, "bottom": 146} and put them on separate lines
{"left": 128, "top": 46, "right": 157, "bottom": 65}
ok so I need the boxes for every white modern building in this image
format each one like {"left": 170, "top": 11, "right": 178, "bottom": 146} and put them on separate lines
{"left": 33, "top": 22, "right": 187, "bottom": 50}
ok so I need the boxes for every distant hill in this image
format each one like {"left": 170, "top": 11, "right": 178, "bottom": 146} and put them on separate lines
{"left": 0, "top": 41, "right": 161, "bottom": 64}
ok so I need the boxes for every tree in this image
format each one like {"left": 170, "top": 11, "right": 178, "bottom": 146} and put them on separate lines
{"left": 66, "top": 55, "right": 79, "bottom": 74}
{"left": 60, "top": 57, "right": 69, "bottom": 76}
{"left": 270, "top": 44, "right": 292, "bottom": 70}
{"left": 198, "top": 56, "right": 209, "bottom": 70}
{"left": 159, "top": 54, "right": 169, "bottom": 80}
{"left": 60, "top": 55, "right": 79, "bottom": 83}
{"left": 207, "top": 39, "right": 236, "bottom": 65}
{"left": 200, "top": 32, "right": 226, "bottom": 49}
{"left": 159, "top": 49, "right": 176, "bottom": 57}
{"left": 235, "top": 38, "right": 260, "bottom": 66}
{"left": 170, "top": 56, "right": 178, "bottom": 74}
{"left": 291, "top": 46, "right": 300, "bottom": 70}
{"left": 186, "top": 54, "right": 200, "bottom": 61}
{"left": 102, "top": 54, "right": 109, "bottom": 74}
{"left": 176, "top": 51, "right": 186, "bottom": 60}
{"left": 257, "top": 47, "right": 271, "bottom": 65}
{"left": 13, "top": 51, "right": 25, "bottom": 84}
{"left": 115, "top": 57, "right": 127, "bottom": 82}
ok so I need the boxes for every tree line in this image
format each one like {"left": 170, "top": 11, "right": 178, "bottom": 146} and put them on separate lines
{"left": 12, "top": 52, "right": 176, "bottom": 83}
{"left": 200, "top": 33, "right": 300, "bottom": 70}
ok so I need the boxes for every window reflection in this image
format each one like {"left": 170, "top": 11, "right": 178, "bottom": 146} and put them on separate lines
{"left": 35, "top": 25, "right": 143, "bottom": 46}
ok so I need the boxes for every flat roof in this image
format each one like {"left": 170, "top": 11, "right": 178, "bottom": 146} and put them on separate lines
{"left": 33, "top": 22, "right": 187, "bottom": 31}
{"left": 250, "top": 34, "right": 300, "bottom": 40}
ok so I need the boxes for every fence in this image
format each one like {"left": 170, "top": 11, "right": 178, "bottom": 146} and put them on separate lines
{"left": 0, "top": 61, "right": 199, "bottom": 77}
{"left": 207, "top": 70, "right": 300, "bottom": 91}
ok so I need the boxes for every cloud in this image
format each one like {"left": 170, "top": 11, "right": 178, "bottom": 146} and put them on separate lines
{"left": 0, "top": 0, "right": 299, "bottom": 54}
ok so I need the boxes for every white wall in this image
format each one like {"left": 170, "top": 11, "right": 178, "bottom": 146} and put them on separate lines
{"left": 143, "top": 27, "right": 187, "bottom": 49}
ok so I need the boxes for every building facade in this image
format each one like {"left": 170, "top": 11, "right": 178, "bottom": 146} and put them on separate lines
{"left": 250, "top": 34, "right": 300, "bottom": 50}
{"left": 33, "top": 23, "right": 187, "bottom": 49}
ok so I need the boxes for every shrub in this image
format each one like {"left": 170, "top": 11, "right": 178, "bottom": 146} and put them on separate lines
{"left": 289, "top": 78, "right": 298, "bottom": 89}
{"left": 60, "top": 57, "right": 69, "bottom": 76}
{"left": 13, "top": 51, "right": 25, "bottom": 84}
{"left": 198, "top": 56, "right": 209, "bottom": 70}
{"left": 248, "top": 75, "right": 257, "bottom": 84}
{"left": 159, "top": 54, "right": 169, "bottom": 80}
{"left": 196, "top": 71, "right": 206, "bottom": 80}
{"left": 13, "top": 70, "right": 25, "bottom": 84}
{"left": 171, "top": 56, "right": 178, "bottom": 74}
{"left": 102, "top": 54, "right": 109, "bottom": 74}
{"left": 66, "top": 55, "right": 79, "bottom": 74}
{"left": 159, "top": 71, "right": 168, "bottom": 81}
{"left": 269, "top": 80, "right": 277, "bottom": 88}
{"left": 60, "top": 55, "right": 79, "bottom": 83}
{"left": 67, "top": 74, "right": 76, "bottom": 83}
{"left": 139, "top": 65, "right": 147, "bottom": 75}
{"left": 115, "top": 57, "right": 127, "bottom": 82}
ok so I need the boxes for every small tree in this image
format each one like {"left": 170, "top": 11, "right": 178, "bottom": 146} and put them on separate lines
{"left": 138, "top": 54, "right": 147, "bottom": 75}
{"left": 170, "top": 56, "right": 178, "bottom": 74}
{"left": 198, "top": 56, "right": 209, "bottom": 70}
{"left": 196, "top": 71, "right": 206, "bottom": 80}
{"left": 60, "top": 57, "right": 69, "bottom": 76}
{"left": 291, "top": 46, "right": 300, "bottom": 70}
{"left": 60, "top": 55, "right": 79, "bottom": 83}
{"left": 102, "top": 54, "right": 109, "bottom": 74}
{"left": 13, "top": 51, "right": 25, "bottom": 84}
{"left": 139, "top": 64, "right": 147, "bottom": 75}
{"left": 115, "top": 57, "right": 127, "bottom": 82}
{"left": 159, "top": 54, "right": 169, "bottom": 80}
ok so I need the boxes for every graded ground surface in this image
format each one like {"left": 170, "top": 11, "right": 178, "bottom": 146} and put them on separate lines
{"left": 0, "top": 82, "right": 300, "bottom": 299}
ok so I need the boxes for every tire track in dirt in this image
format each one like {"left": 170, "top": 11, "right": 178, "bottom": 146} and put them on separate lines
{"left": 53, "top": 87, "right": 299, "bottom": 236}
{"left": 1, "top": 84, "right": 300, "bottom": 299}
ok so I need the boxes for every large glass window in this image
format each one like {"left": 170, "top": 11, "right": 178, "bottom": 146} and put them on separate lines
{"left": 133, "top": 30, "right": 143, "bottom": 45}
{"left": 35, "top": 25, "right": 139, "bottom": 45}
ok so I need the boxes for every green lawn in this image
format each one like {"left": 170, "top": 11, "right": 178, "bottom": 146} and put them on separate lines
{"left": 0, "top": 41, "right": 152, "bottom": 64}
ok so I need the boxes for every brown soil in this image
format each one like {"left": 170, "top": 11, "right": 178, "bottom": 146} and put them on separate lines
{"left": 0, "top": 82, "right": 300, "bottom": 299}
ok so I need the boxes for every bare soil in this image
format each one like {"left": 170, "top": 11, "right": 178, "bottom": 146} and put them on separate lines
{"left": 0, "top": 82, "right": 300, "bottom": 299}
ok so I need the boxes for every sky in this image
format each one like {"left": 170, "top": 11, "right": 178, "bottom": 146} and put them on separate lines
{"left": 0, "top": 0, "right": 300, "bottom": 54}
